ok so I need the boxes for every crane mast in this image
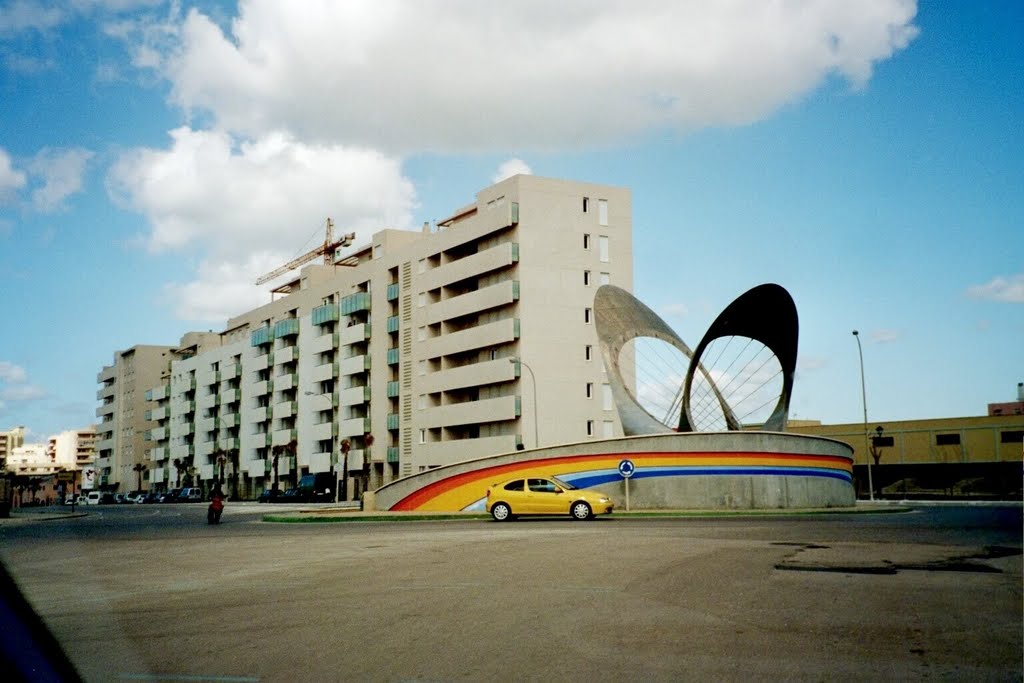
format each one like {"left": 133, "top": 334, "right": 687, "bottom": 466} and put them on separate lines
{"left": 255, "top": 218, "right": 355, "bottom": 286}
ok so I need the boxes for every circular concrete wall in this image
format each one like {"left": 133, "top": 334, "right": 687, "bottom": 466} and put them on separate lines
{"left": 372, "top": 432, "right": 855, "bottom": 512}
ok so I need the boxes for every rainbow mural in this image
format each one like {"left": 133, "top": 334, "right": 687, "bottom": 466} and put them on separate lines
{"left": 387, "top": 449, "right": 853, "bottom": 512}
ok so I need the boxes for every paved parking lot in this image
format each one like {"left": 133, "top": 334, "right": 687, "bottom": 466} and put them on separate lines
{"left": 1, "top": 504, "right": 1021, "bottom": 682}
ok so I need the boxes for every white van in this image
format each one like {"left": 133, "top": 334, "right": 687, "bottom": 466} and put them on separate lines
{"left": 85, "top": 491, "right": 102, "bottom": 505}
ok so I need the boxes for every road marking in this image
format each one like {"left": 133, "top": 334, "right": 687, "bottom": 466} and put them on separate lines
{"left": 118, "top": 674, "right": 260, "bottom": 682}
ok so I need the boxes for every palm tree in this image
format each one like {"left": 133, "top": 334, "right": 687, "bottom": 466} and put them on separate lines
{"left": 210, "top": 448, "right": 226, "bottom": 487}
{"left": 339, "top": 438, "right": 351, "bottom": 501}
{"left": 132, "top": 463, "right": 147, "bottom": 493}
{"left": 362, "top": 433, "right": 374, "bottom": 493}
{"left": 172, "top": 458, "right": 183, "bottom": 488}
{"left": 226, "top": 448, "right": 240, "bottom": 500}
{"left": 270, "top": 444, "right": 284, "bottom": 493}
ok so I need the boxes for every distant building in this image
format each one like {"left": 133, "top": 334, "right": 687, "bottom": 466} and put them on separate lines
{"left": 95, "top": 346, "right": 176, "bottom": 491}
{"left": 47, "top": 427, "right": 98, "bottom": 472}
{"left": 0, "top": 426, "right": 26, "bottom": 471}
{"left": 134, "top": 175, "right": 633, "bottom": 499}
{"left": 987, "top": 382, "right": 1024, "bottom": 417}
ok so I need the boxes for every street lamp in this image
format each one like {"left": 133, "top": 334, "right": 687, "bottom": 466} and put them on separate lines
{"left": 852, "top": 330, "right": 875, "bottom": 502}
{"left": 510, "top": 358, "right": 539, "bottom": 448}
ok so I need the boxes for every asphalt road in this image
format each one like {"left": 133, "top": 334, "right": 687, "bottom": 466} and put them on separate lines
{"left": 1, "top": 503, "right": 1021, "bottom": 682}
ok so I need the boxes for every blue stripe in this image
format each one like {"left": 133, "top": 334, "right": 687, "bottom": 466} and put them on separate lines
{"left": 564, "top": 466, "right": 852, "bottom": 489}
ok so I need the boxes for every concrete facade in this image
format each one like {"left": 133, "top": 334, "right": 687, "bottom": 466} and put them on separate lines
{"left": 372, "top": 431, "right": 855, "bottom": 512}
{"left": 135, "top": 175, "right": 633, "bottom": 498}
{"left": 0, "top": 425, "right": 26, "bottom": 470}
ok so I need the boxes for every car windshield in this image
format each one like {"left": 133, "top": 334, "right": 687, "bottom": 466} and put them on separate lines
{"left": 551, "top": 477, "right": 576, "bottom": 490}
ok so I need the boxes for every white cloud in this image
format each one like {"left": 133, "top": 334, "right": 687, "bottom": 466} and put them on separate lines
{"left": 870, "top": 329, "right": 900, "bottom": 344}
{"left": 492, "top": 158, "right": 532, "bottom": 183}
{"left": 0, "top": 384, "right": 47, "bottom": 402}
{"left": 150, "top": 0, "right": 918, "bottom": 153}
{"left": 108, "top": 127, "right": 417, "bottom": 322}
{"left": 0, "top": 0, "right": 65, "bottom": 34}
{"left": 967, "top": 274, "right": 1024, "bottom": 304}
{"left": 27, "top": 147, "right": 94, "bottom": 212}
{"left": 0, "top": 148, "right": 27, "bottom": 202}
{"left": 0, "top": 361, "right": 28, "bottom": 383}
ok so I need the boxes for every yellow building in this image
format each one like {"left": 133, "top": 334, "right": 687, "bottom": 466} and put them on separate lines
{"left": 790, "top": 415, "right": 1023, "bottom": 498}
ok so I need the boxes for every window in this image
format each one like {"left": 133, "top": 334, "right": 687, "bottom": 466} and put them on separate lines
{"left": 419, "top": 429, "right": 426, "bottom": 444}
{"left": 1000, "top": 430, "right": 1024, "bottom": 443}
{"left": 602, "top": 384, "right": 613, "bottom": 411}
{"left": 418, "top": 360, "right": 426, "bottom": 376}
{"left": 935, "top": 433, "right": 960, "bottom": 446}
{"left": 503, "top": 480, "right": 524, "bottom": 492}
{"left": 584, "top": 307, "right": 592, "bottom": 323}
{"left": 417, "top": 259, "right": 426, "bottom": 274}
{"left": 586, "top": 420, "right": 595, "bottom": 437}
{"left": 599, "top": 235, "right": 609, "bottom": 262}
{"left": 599, "top": 272, "right": 610, "bottom": 285}
{"left": 583, "top": 270, "right": 591, "bottom": 286}
{"left": 418, "top": 293, "right": 425, "bottom": 307}
{"left": 489, "top": 349, "right": 498, "bottom": 361}
{"left": 602, "top": 420, "right": 614, "bottom": 438}
{"left": 598, "top": 199, "right": 608, "bottom": 226}
{"left": 528, "top": 479, "right": 558, "bottom": 493}
{"left": 586, "top": 382, "right": 594, "bottom": 399}
{"left": 585, "top": 345, "right": 593, "bottom": 361}
{"left": 582, "top": 197, "right": 589, "bottom": 212}
{"left": 417, "top": 326, "right": 426, "bottom": 341}
{"left": 418, "top": 394, "right": 426, "bottom": 410}
{"left": 583, "top": 233, "right": 591, "bottom": 250}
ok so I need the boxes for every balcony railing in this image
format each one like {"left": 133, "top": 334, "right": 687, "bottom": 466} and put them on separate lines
{"left": 387, "top": 446, "right": 400, "bottom": 464}
{"left": 387, "top": 347, "right": 400, "bottom": 365}
{"left": 387, "top": 381, "right": 400, "bottom": 398}
{"left": 386, "top": 316, "right": 399, "bottom": 333}
{"left": 387, "top": 413, "right": 400, "bottom": 430}
{"left": 312, "top": 302, "right": 340, "bottom": 325}
{"left": 386, "top": 282, "right": 400, "bottom": 301}
{"left": 251, "top": 326, "right": 272, "bottom": 346}
{"left": 341, "top": 291, "right": 371, "bottom": 315}
{"left": 274, "top": 318, "right": 300, "bottom": 338}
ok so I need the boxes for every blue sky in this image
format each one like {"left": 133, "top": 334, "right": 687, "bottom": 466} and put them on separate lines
{"left": 1, "top": 0, "right": 1021, "bottom": 440}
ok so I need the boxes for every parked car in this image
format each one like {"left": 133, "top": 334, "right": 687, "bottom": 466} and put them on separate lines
{"left": 142, "top": 492, "right": 162, "bottom": 504}
{"left": 84, "top": 491, "right": 102, "bottom": 505}
{"left": 297, "top": 472, "right": 336, "bottom": 502}
{"left": 113, "top": 493, "right": 128, "bottom": 504}
{"left": 271, "top": 488, "right": 302, "bottom": 503}
{"left": 257, "top": 489, "right": 282, "bottom": 503}
{"left": 158, "top": 488, "right": 182, "bottom": 503}
{"left": 178, "top": 487, "right": 203, "bottom": 502}
{"left": 128, "top": 492, "right": 147, "bottom": 504}
{"left": 485, "top": 476, "right": 614, "bottom": 521}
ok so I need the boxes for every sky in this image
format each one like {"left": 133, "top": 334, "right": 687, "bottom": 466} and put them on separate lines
{"left": 0, "top": 0, "right": 1021, "bottom": 441}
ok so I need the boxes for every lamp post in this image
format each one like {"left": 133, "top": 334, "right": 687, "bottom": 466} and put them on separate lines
{"left": 852, "top": 330, "right": 875, "bottom": 501}
{"left": 510, "top": 358, "right": 539, "bottom": 448}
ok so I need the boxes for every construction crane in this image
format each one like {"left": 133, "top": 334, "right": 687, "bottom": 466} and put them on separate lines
{"left": 255, "top": 218, "right": 355, "bottom": 286}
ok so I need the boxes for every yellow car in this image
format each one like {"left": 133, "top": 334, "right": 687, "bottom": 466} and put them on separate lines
{"left": 485, "top": 476, "right": 614, "bottom": 521}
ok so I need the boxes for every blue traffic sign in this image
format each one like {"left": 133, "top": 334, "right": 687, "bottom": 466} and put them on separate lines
{"left": 618, "top": 459, "right": 635, "bottom": 478}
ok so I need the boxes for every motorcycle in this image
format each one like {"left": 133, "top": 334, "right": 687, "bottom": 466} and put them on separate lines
{"left": 207, "top": 496, "right": 225, "bottom": 524}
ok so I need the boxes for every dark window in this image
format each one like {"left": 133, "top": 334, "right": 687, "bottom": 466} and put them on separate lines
{"left": 528, "top": 479, "right": 558, "bottom": 493}
{"left": 935, "top": 433, "right": 960, "bottom": 446}
{"left": 582, "top": 197, "right": 590, "bottom": 212}
{"left": 1000, "top": 430, "right": 1024, "bottom": 443}
{"left": 871, "top": 436, "right": 894, "bottom": 447}
{"left": 503, "top": 480, "right": 524, "bottom": 491}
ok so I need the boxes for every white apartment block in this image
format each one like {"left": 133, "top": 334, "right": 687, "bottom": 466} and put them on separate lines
{"left": 96, "top": 345, "right": 176, "bottom": 490}
{"left": 47, "top": 427, "right": 98, "bottom": 472}
{"left": 0, "top": 425, "right": 26, "bottom": 470}
{"left": 137, "top": 175, "right": 632, "bottom": 499}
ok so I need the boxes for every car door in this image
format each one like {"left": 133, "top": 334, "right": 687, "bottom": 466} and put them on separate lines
{"left": 527, "top": 478, "right": 563, "bottom": 513}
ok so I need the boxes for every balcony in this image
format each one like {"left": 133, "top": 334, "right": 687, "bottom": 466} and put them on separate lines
{"left": 220, "top": 362, "right": 241, "bottom": 381}
{"left": 386, "top": 316, "right": 400, "bottom": 333}
{"left": 417, "top": 434, "right": 520, "bottom": 467}
{"left": 220, "top": 413, "right": 238, "bottom": 428}
{"left": 251, "top": 406, "right": 269, "bottom": 422}
{"left": 96, "top": 402, "right": 114, "bottom": 418}
{"left": 219, "top": 388, "right": 241, "bottom": 404}
{"left": 387, "top": 381, "right": 400, "bottom": 398}
{"left": 98, "top": 364, "right": 116, "bottom": 383}
{"left": 276, "top": 400, "right": 297, "bottom": 419}
{"left": 338, "top": 354, "right": 370, "bottom": 376}
{"left": 96, "top": 383, "right": 115, "bottom": 401}
{"left": 250, "top": 352, "right": 269, "bottom": 371}
{"left": 312, "top": 302, "right": 340, "bottom": 325}
{"left": 418, "top": 317, "right": 519, "bottom": 359}
{"left": 252, "top": 380, "right": 270, "bottom": 396}
{"left": 417, "top": 241, "right": 519, "bottom": 292}
{"left": 310, "top": 420, "right": 334, "bottom": 443}
{"left": 424, "top": 395, "right": 520, "bottom": 428}
{"left": 309, "top": 361, "right": 335, "bottom": 384}
{"left": 420, "top": 356, "right": 518, "bottom": 395}
{"left": 425, "top": 279, "right": 519, "bottom": 326}
{"left": 276, "top": 345, "right": 297, "bottom": 365}
{"left": 387, "top": 413, "right": 400, "bottom": 430}
{"left": 387, "top": 446, "right": 400, "bottom": 464}
{"left": 309, "top": 330, "right": 337, "bottom": 354}
{"left": 339, "top": 322, "right": 370, "bottom": 347}
{"left": 337, "top": 416, "right": 370, "bottom": 438}
{"left": 146, "top": 384, "right": 169, "bottom": 402}
{"left": 218, "top": 436, "right": 240, "bottom": 450}
{"left": 386, "top": 282, "right": 400, "bottom": 301}
{"left": 148, "top": 426, "right": 168, "bottom": 441}
{"left": 274, "top": 318, "right": 300, "bottom": 338}
{"left": 275, "top": 373, "right": 295, "bottom": 392}
{"left": 251, "top": 326, "right": 272, "bottom": 346}
{"left": 340, "top": 291, "right": 371, "bottom": 315}
{"left": 149, "top": 446, "right": 167, "bottom": 462}
{"left": 387, "top": 347, "right": 400, "bottom": 365}
{"left": 146, "top": 406, "right": 167, "bottom": 421}
{"left": 337, "top": 385, "right": 370, "bottom": 407}
{"left": 272, "top": 428, "right": 297, "bottom": 446}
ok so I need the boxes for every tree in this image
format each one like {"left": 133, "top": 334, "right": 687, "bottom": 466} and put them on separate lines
{"left": 172, "top": 458, "right": 183, "bottom": 488}
{"left": 132, "top": 463, "right": 147, "bottom": 492}
{"left": 339, "top": 438, "right": 351, "bottom": 501}
{"left": 227, "top": 448, "right": 240, "bottom": 500}
{"left": 362, "top": 433, "right": 375, "bottom": 493}
{"left": 270, "top": 445, "right": 283, "bottom": 494}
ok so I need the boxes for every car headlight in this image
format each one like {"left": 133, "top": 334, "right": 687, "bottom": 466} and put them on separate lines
{"left": 598, "top": 497, "right": 610, "bottom": 503}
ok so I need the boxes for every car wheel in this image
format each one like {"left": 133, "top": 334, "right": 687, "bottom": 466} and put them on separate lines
{"left": 570, "top": 501, "right": 592, "bottom": 520}
{"left": 491, "top": 502, "right": 512, "bottom": 522}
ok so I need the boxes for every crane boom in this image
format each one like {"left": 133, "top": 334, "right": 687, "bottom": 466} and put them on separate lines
{"left": 255, "top": 218, "right": 355, "bottom": 286}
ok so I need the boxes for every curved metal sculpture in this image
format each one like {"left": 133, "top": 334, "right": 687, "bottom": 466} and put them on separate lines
{"left": 594, "top": 283, "right": 798, "bottom": 434}
{"left": 680, "top": 283, "right": 798, "bottom": 432}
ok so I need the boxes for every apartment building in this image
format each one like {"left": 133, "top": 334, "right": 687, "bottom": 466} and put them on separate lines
{"left": 0, "top": 425, "right": 26, "bottom": 470}
{"left": 138, "top": 175, "right": 632, "bottom": 499}
{"left": 95, "top": 345, "right": 176, "bottom": 490}
{"left": 47, "top": 427, "right": 98, "bottom": 472}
